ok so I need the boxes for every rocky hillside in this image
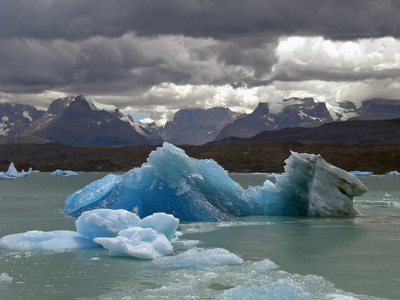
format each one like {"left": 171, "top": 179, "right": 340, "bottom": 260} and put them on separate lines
{"left": 162, "top": 107, "right": 244, "bottom": 145}
{"left": 215, "top": 118, "right": 400, "bottom": 144}
{"left": 22, "top": 95, "right": 162, "bottom": 146}
{"left": 0, "top": 103, "right": 45, "bottom": 136}
{"left": 215, "top": 98, "right": 400, "bottom": 140}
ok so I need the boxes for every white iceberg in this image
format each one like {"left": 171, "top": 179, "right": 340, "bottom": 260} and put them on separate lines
{"left": 384, "top": 170, "right": 400, "bottom": 176}
{"left": 65, "top": 143, "right": 367, "bottom": 220}
{"left": 3, "top": 162, "right": 31, "bottom": 178}
{"left": 75, "top": 209, "right": 141, "bottom": 240}
{"left": 136, "top": 212, "right": 179, "bottom": 241}
{"left": 0, "top": 230, "right": 97, "bottom": 251}
{"left": 152, "top": 248, "right": 243, "bottom": 267}
{"left": 0, "top": 210, "right": 179, "bottom": 260}
{"left": 0, "top": 273, "right": 13, "bottom": 283}
{"left": 5, "top": 162, "right": 19, "bottom": 177}
{"left": 94, "top": 227, "right": 173, "bottom": 259}
{"left": 52, "top": 169, "right": 79, "bottom": 176}
{"left": 0, "top": 172, "right": 16, "bottom": 180}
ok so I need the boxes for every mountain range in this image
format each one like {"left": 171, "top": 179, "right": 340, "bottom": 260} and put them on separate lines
{"left": 1, "top": 95, "right": 400, "bottom": 146}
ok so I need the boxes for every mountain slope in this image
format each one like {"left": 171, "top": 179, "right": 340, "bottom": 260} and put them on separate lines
{"left": 215, "top": 98, "right": 400, "bottom": 141}
{"left": 162, "top": 107, "right": 244, "bottom": 145}
{"left": 215, "top": 118, "right": 400, "bottom": 144}
{"left": 215, "top": 98, "right": 335, "bottom": 140}
{"left": 24, "top": 95, "right": 163, "bottom": 146}
{"left": 0, "top": 103, "right": 45, "bottom": 136}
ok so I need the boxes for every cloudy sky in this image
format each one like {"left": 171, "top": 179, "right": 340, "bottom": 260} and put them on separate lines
{"left": 1, "top": 0, "right": 400, "bottom": 125}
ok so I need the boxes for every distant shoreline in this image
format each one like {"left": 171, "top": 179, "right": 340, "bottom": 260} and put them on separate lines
{"left": 1, "top": 141, "right": 400, "bottom": 174}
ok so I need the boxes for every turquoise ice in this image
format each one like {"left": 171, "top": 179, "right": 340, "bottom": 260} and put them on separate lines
{"left": 64, "top": 143, "right": 367, "bottom": 221}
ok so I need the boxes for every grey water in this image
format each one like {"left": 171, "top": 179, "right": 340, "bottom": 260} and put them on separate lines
{"left": 0, "top": 173, "right": 399, "bottom": 299}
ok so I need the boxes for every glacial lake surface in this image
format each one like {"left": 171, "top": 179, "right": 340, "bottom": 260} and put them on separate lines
{"left": 0, "top": 173, "right": 399, "bottom": 299}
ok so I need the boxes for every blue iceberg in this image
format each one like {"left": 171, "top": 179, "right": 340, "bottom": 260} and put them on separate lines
{"left": 52, "top": 169, "right": 79, "bottom": 176}
{"left": 384, "top": 170, "right": 400, "bottom": 177}
{"left": 64, "top": 143, "right": 367, "bottom": 221}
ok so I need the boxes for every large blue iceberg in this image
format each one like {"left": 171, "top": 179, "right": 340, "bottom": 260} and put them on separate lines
{"left": 65, "top": 143, "right": 367, "bottom": 221}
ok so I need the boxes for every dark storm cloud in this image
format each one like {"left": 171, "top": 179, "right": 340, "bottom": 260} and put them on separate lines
{"left": 1, "top": 0, "right": 400, "bottom": 119}
{"left": 1, "top": 0, "right": 400, "bottom": 42}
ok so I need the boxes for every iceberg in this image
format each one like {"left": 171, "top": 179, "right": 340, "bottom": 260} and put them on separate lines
{"left": 349, "top": 171, "right": 373, "bottom": 176}
{"left": 3, "top": 162, "right": 30, "bottom": 178}
{"left": 94, "top": 227, "right": 173, "bottom": 259}
{"left": 64, "top": 143, "right": 367, "bottom": 220}
{"left": 0, "top": 172, "right": 16, "bottom": 180}
{"left": 52, "top": 169, "right": 79, "bottom": 176}
{"left": 0, "top": 209, "right": 179, "bottom": 260}
{"left": 152, "top": 248, "right": 243, "bottom": 267}
{"left": 5, "top": 162, "right": 19, "bottom": 177}
{"left": 75, "top": 208, "right": 141, "bottom": 240}
{"left": 0, "top": 273, "right": 13, "bottom": 283}
{"left": 384, "top": 170, "right": 400, "bottom": 177}
{"left": 0, "top": 230, "right": 97, "bottom": 250}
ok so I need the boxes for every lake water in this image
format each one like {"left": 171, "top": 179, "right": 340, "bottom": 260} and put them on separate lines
{"left": 0, "top": 173, "right": 399, "bottom": 299}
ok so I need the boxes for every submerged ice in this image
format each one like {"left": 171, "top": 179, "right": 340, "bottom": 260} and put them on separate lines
{"left": 65, "top": 143, "right": 367, "bottom": 221}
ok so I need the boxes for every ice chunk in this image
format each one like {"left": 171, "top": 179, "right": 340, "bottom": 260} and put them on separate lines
{"left": 275, "top": 152, "right": 367, "bottom": 216}
{"left": 349, "top": 171, "right": 373, "bottom": 176}
{"left": 4, "top": 162, "right": 30, "bottom": 177}
{"left": 252, "top": 258, "right": 279, "bottom": 270}
{"left": 0, "top": 172, "right": 16, "bottom": 180}
{"left": 94, "top": 227, "right": 173, "bottom": 259}
{"left": 385, "top": 170, "right": 400, "bottom": 176}
{"left": 152, "top": 248, "right": 243, "bottom": 267}
{"left": 5, "top": 162, "right": 19, "bottom": 177}
{"left": 52, "top": 169, "right": 79, "bottom": 176}
{"left": 0, "top": 273, "right": 13, "bottom": 282}
{"left": 76, "top": 209, "right": 140, "bottom": 240}
{"left": 0, "top": 230, "right": 97, "bottom": 250}
{"left": 136, "top": 213, "right": 179, "bottom": 241}
{"left": 216, "top": 282, "right": 310, "bottom": 300}
{"left": 64, "top": 143, "right": 367, "bottom": 220}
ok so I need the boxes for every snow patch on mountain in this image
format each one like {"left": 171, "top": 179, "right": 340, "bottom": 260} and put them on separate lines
{"left": 325, "top": 102, "right": 358, "bottom": 121}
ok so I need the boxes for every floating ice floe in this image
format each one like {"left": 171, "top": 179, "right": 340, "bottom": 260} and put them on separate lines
{"left": 0, "top": 172, "right": 16, "bottom": 180}
{"left": 0, "top": 209, "right": 179, "bottom": 260}
{"left": 349, "top": 171, "right": 373, "bottom": 176}
{"left": 152, "top": 248, "right": 243, "bottom": 267}
{"left": 94, "top": 227, "right": 173, "bottom": 259}
{"left": 65, "top": 143, "right": 367, "bottom": 220}
{"left": 52, "top": 169, "right": 79, "bottom": 176}
{"left": 0, "top": 273, "right": 13, "bottom": 283}
{"left": 0, "top": 230, "right": 97, "bottom": 250}
{"left": 1, "top": 162, "right": 31, "bottom": 179}
{"left": 384, "top": 170, "right": 400, "bottom": 177}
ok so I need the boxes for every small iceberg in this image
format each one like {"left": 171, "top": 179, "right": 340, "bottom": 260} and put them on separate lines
{"left": 0, "top": 172, "right": 16, "bottom": 180}
{"left": 349, "top": 171, "right": 373, "bottom": 177}
{"left": 52, "top": 169, "right": 79, "bottom": 176}
{"left": 384, "top": 170, "right": 400, "bottom": 177}
{"left": 1, "top": 162, "right": 31, "bottom": 179}
{"left": 152, "top": 248, "right": 243, "bottom": 267}
{"left": 0, "top": 209, "right": 179, "bottom": 260}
